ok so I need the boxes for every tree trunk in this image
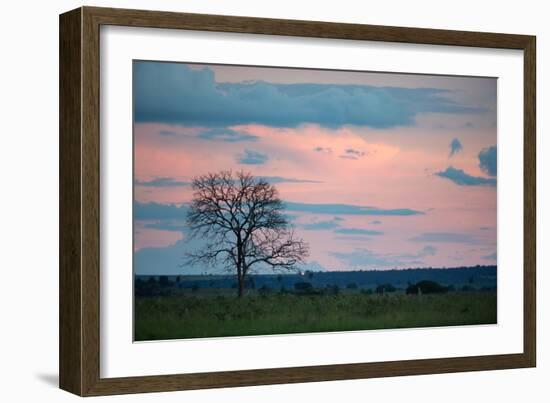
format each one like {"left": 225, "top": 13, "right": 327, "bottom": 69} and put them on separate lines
{"left": 237, "top": 274, "right": 244, "bottom": 298}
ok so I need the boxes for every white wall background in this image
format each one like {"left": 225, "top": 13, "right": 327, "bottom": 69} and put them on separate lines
{"left": 0, "top": 0, "right": 546, "bottom": 401}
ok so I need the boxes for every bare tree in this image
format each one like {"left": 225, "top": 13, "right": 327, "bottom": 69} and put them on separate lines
{"left": 185, "top": 171, "right": 309, "bottom": 297}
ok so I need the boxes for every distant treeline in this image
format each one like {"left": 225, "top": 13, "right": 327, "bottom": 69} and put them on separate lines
{"left": 135, "top": 266, "right": 496, "bottom": 297}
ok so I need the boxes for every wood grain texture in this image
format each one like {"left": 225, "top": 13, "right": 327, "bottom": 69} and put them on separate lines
{"left": 59, "top": 7, "right": 83, "bottom": 396}
{"left": 523, "top": 38, "right": 536, "bottom": 367}
{"left": 59, "top": 6, "right": 537, "bottom": 396}
{"left": 85, "top": 6, "right": 532, "bottom": 49}
{"left": 81, "top": 6, "right": 102, "bottom": 396}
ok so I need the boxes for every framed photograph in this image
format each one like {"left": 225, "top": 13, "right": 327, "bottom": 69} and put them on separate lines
{"left": 59, "top": 6, "right": 536, "bottom": 396}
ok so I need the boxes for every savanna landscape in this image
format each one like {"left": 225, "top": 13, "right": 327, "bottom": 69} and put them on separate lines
{"left": 133, "top": 61, "right": 498, "bottom": 341}
{"left": 135, "top": 267, "right": 497, "bottom": 341}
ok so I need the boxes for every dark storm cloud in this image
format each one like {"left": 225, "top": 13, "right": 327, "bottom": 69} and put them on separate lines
{"left": 134, "top": 62, "right": 486, "bottom": 129}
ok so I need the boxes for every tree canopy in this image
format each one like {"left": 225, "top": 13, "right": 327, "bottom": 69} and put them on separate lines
{"left": 186, "top": 171, "right": 309, "bottom": 297}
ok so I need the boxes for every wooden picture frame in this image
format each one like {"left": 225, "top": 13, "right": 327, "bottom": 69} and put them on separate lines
{"left": 59, "top": 6, "right": 536, "bottom": 396}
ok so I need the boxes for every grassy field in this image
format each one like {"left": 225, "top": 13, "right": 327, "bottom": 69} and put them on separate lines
{"left": 134, "top": 290, "right": 497, "bottom": 341}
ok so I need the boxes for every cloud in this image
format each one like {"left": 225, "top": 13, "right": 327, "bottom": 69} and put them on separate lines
{"left": 134, "top": 239, "right": 188, "bottom": 275}
{"left": 371, "top": 220, "right": 382, "bottom": 225}
{"left": 284, "top": 201, "right": 424, "bottom": 216}
{"left": 135, "top": 175, "right": 320, "bottom": 188}
{"left": 159, "top": 130, "right": 177, "bottom": 136}
{"left": 482, "top": 252, "right": 497, "bottom": 260}
{"left": 134, "top": 238, "right": 221, "bottom": 275}
{"left": 330, "top": 249, "right": 405, "bottom": 268}
{"left": 409, "top": 232, "right": 477, "bottom": 244}
{"left": 144, "top": 220, "right": 187, "bottom": 233}
{"left": 135, "top": 237, "right": 326, "bottom": 275}
{"left": 340, "top": 148, "right": 366, "bottom": 160}
{"left": 301, "top": 217, "right": 385, "bottom": 233}
{"left": 135, "top": 201, "right": 422, "bottom": 225}
{"left": 134, "top": 177, "right": 190, "bottom": 187}
{"left": 134, "top": 202, "right": 188, "bottom": 220}
{"left": 259, "top": 176, "right": 322, "bottom": 184}
{"left": 449, "top": 138, "right": 463, "bottom": 157}
{"left": 198, "top": 128, "right": 258, "bottom": 142}
{"left": 301, "top": 216, "right": 344, "bottom": 230}
{"left": 283, "top": 214, "right": 299, "bottom": 222}
{"left": 330, "top": 248, "right": 416, "bottom": 269}
{"left": 314, "top": 146, "right": 332, "bottom": 154}
{"left": 435, "top": 167, "right": 496, "bottom": 186}
{"left": 330, "top": 244, "right": 437, "bottom": 269}
{"left": 302, "top": 220, "right": 341, "bottom": 230}
{"left": 237, "top": 149, "right": 269, "bottom": 165}
{"left": 334, "top": 228, "right": 383, "bottom": 236}
{"left": 478, "top": 145, "right": 497, "bottom": 176}
{"left": 420, "top": 245, "right": 438, "bottom": 256}
{"left": 134, "top": 61, "right": 486, "bottom": 129}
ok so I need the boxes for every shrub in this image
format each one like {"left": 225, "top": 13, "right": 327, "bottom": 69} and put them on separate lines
{"left": 376, "top": 283, "right": 396, "bottom": 294}
{"left": 406, "top": 284, "right": 419, "bottom": 294}
{"left": 407, "top": 280, "right": 448, "bottom": 294}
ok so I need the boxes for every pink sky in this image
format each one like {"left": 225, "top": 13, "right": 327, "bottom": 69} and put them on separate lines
{"left": 133, "top": 61, "right": 497, "bottom": 274}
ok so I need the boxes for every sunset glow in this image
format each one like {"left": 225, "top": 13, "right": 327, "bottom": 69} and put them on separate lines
{"left": 133, "top": 61, "right": 497, "bottom": 274}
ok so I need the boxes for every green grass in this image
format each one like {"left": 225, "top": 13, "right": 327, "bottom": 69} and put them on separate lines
{"left": 134, "top": 291, "right": 497, "bottom": 341}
